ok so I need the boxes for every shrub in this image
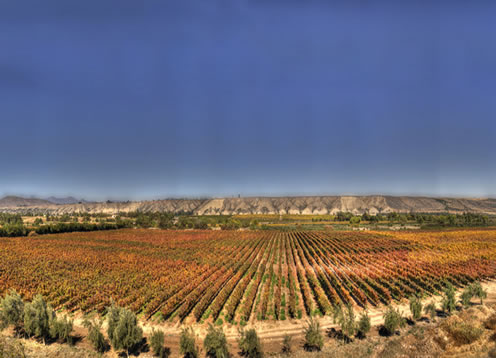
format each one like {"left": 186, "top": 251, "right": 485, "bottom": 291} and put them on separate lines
{"left": 424, "top": 302, "right": 437, "bottom": 321}
{"left": 471, "top": 281, "right": 487, "bottom": 305}
{"left": 486, "top": 313, "right": 496, "bottom": 330}
{"left": 0, "top": 290, "right": 24, "bottom": 332}
{"left": 150, "top": 329, "right": 166, "bottom": 357}
{"left": 442, "top": 283, "right": 456, "bottom": 315}
{"left": 461, "top": 286, "right": 473, "bottom": 307}
{"left": 106, "top": 303, "right": 121, "bottom": 343}
{"left": 204, "top": 324, "right": 229, "bottom": 358}
{"left": 409, "top": 296, "right": 422, "bottom": 321}
{"left": 49, "top": 315, "right": 74, "bottom": 344}
{"left": 238, "top": 328, "right": 263, "bottom": 358}
{"left": 304, "top": 317, "right": 323, "bottom": 351}
{"left": 443, "top": 319, "right": 483, "bottom": 345}
{"left": 333, "top": 304, "right": 356, "bottom": 340}
{"left": 357, "top": 311, "right": 371, "bottom": 337}
{"left": 383, "top": 306, "right": 406, "bottom": 336}
{"left": 180, "top": 327, "right": 198, "bottom": 358}
{"left": 0, "top": 336, "right": 26, "bottom": 358}
{"left": 281, "top": 334, "right": 292, "bottom": 354}
{"left": 23, "top": 295, "right": 54, "bottom": 344}
{"left": 83, "top": 318, "right": 107, "bottom": 353}
{"left": 107, "top": 305, "right": 143, "bottom": 357}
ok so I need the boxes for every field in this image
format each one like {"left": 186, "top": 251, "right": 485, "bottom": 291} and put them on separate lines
{"left": 1, "top": 228, "right": 496, "bottom": 326}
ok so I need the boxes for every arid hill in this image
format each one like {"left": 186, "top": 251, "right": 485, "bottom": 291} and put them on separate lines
{"left": 1, "top": 195, "right": 495, "bottom": 215}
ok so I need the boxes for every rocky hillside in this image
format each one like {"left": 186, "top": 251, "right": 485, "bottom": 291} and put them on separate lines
{"left": 1, "top": 195, "right": 495, "bottom": 215}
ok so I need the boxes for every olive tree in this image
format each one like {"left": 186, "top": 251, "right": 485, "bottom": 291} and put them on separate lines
{"left": 203, "top": 324, "right": 228, "bottom": 358}
{"left": 83, "top": 318, "right": 107, "bottom": 353}
{"left": 23, "top": 295, "right": 54, "bottom": 344}
{"left": 106, "top": 304, "right": 143, "bottom": 357}
{"left": 238, "top": 328, "right": 263, "bottom": 358}
{"left": 180, "top": 327, "right": 198, "bottom": 358}
{"left": 383, "top": 306, "right": 406, "bottom": 336}
{"left": 303, "top": 317, "right": 323, "bottom": 351}
{"left": 0, "top": 290, "right": 24, "bottom": 333}
{"left": 442, "top": 283, "right": 456, "bottom": 315}
{"left": 409, "top": 296, "right": 423, "bottom": 321}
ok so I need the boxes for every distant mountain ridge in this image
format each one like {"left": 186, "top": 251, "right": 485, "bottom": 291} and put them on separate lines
{"left": 1, "top": 195, "right": 495, "bottom": 215}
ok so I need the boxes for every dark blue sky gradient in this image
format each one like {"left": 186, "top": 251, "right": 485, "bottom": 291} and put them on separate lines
{"left": 0, "top": 1, "right": 495, "bottom": 200}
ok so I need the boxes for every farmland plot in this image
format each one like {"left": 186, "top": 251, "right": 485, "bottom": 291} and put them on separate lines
{"left": 0, "top": 228, "right": 495, "bottom": 324}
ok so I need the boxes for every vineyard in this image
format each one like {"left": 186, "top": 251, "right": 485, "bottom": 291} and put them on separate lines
{"left": 1, "top": 228, "right": 496, "bottom": 325}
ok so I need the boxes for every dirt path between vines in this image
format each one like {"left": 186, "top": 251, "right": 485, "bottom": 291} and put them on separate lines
{"left": 63, "top": 280, "right": 496, "bottom": 357}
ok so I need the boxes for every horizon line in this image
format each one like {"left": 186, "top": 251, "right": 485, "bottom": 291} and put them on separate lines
{"left": 2, "top": 193, "right": 495, "bottom": 202}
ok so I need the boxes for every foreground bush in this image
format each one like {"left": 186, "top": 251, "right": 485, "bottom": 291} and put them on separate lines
{"left": 238, "top": 328, "right": 263, "bottom": 358}
{"left": 204, "top": 324, "right": 229, "bottom": 358}
{"left": 461, "top": 286, "right": 473, "bottom": 307}
{"left": 424, "top": 302, "right": 437, "bottom": 321}
{"left": 83, "top": 318, "right": 107, "bottom": 353}
{"left": 409, "top": 296, "right": 423, "bottom": 321}
{"left": 23, "top": 294, "right": 54, "bottom": 344}
{"left": 304, "top": 317, "right": 323, "bottom": 351}
{"left": 281, "top": 334, "right": 292, "bottom": 354}
{"left": 49, "top": 315, "right": 74, "bottom": 344}
{"left": 383, "top": 306, "right": 406, "bottom": 336}
{"left": 442, "top": 318, "right": 483, "bottom": 345}
{"left": 333, "top": 304, "right": 356, "bottom": 340}
{"left": 0, "top": 290, "right": 24, "bottom": 332}
{"left": 0, "top": 336, "right": 26, "bottom": 358}
{"left": 471, "top": 281, "right": 487, "bottom": 305}
{"left": 357, "top": 311, "right": 371, "bottom": 337}
{"left": 442, "top": 283, "right": 456, "bottom": 315}
{"left": 485, "top": 313, "right": 496, "bottom": 330}
{"left": 180, "top": 327, "right": 198, "bottom": 358}
{"left": 106, "top": 304, "right": 143, "bottom": 357}
{"left": 150, "top": 329, "right": 166, "bottom": 357}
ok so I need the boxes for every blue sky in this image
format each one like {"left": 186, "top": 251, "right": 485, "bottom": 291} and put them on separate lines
{"left": 0, "top": 1, "right": 495, "bottom": 200}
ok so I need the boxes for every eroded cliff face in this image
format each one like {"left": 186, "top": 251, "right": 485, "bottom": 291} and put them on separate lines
{"left": 1, "top": 195, "right": 496, "bottom": 215}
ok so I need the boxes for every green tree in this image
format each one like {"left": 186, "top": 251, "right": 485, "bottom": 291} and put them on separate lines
{"left": 409, "top": 296, "right": 423, "bottom": 321}
{"left": 249, "top": 220, "right": 259, "bottom": 230}
{"left": 150, "top": 329, "right": 166, "bottom": 357}
{"left": 349, "top": 216, "right": 361, "bottom": 226}
{"left": 23, "top": 295, "right": 54, "bottom": 344}
{"left": 357, "top": 311, "right": 371, "bottom": 337}
{"left": 303, "top": 317, "right": 323, "bottom": 351}
{"left": 238, "top": 328, "right": 263, "bottom": 358}
{"left": 158, "top": 213, "right": 174, "bottom": 229}
{"left": 203, "top": 324, "right": 229, "bottom": 358}
{"left": 0, "top": 290, "right": 24, "bottom": 333}
{"left": 49, "top": 315, "right": 73, "bottom": 344}
{"left": 333, "top": 304, "right": 356, "bottom": 340}
{"left": 383, "top": 306, "right": 406, "bottom": 336}
{"left": 442, "top": 283, "right": 456, "bottom": 315}
{"left": 471, "top": 281, "right": 487, "bottom": 305}
{"left": 180, "top": 327, "right": 198, "bottom": 358}
{"left": 83, "top": 318, "right": 107, "bottom": 353}
{"left": 107, "top": 305, "right": 143, "bottom": 357}
{"left": 106, "top": 303, "right": 120, "bottom": 343}
{"left": 424, "top": 302, "right": 437, "bottom": 322}
{"left": 460, "top": 286, "right": 473, "bottom": 307}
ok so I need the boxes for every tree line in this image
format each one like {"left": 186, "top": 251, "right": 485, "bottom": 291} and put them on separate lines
{"left": 333, "top": 211, "right": 491, "bottom": 227}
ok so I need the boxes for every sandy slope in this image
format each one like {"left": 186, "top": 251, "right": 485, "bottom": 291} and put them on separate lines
{"left": 2, "top": 195, "right": 496, "bottom": 215}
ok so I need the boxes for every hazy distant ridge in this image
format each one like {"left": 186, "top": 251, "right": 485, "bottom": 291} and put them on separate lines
{"left": 1, "top": 195, "right": 495, "bottom": 215}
